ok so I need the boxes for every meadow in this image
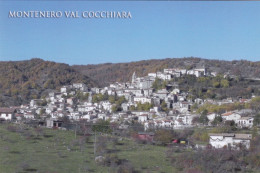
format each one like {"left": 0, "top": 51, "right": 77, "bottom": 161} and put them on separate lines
{"left": 0, "top": 123, "right": 176, "bottom": 173}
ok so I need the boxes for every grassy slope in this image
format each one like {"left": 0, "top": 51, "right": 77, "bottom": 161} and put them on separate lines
{"left": 0, "top": 124, "right": 176, "bottom": 173}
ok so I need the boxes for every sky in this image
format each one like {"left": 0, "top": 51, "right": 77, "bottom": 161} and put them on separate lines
{"left": 0, "top": 1, "right": 260, "bottom": 65}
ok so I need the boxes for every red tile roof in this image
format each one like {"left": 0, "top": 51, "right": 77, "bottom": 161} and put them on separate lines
{"left": 221, "top": 112, "right": 233, "bottom": 116}
{"left": 0, "top": 107, "right": 16, "bottom": 113}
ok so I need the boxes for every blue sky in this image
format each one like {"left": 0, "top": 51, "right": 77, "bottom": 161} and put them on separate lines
{"left": 0, "top": 1, "right": 260, "bottom": 65}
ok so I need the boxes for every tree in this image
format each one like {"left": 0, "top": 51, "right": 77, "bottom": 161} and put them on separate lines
{"left": 76, "top": 91, "right": 89, "bottom": 101}
{"left": 213, "top": 81, "right": 220, "bottom": 88}
{"left": 249, "top": 97, "right": 260, "bottom": 112}
{"left": 152, "top": 78, "right": 166, "bottom": 91}
{"left": 92, "top": 93, "right": 109, "bottom": 103}
{"left": 92, "top": 120, "right": 112, "bottom": 134}
{"left": 160, "top": 101, "right": 169, "bottom": 112}
{"left": 110, "top": 96, "right": 125, "bottom": 112}
{"left": 199, "top": 110, "right": 209, "bottom": 125}
{"left": 191, "top": 103, "right": 199, "bottom": 112}
{"left": 154, "top": 129, "right": 173, "bottom": 145}
{"left": 109, "top": 95, "right": 116, "bottom": 104}
{"left": 211, "top": 116, "right": 223, "bottom": 126}
{"left": 253, "top": 113, "right": 260, "bottom": 126}
{"left": 220, "top": 79, "right": 230, "bottom": 88}
{"left": 39, "top": 109, "right": 45, "bottom": 115}
{"left": 112, "top": 105, "right": 122, "bottom": 113}
{"left": 135, "top": 102, "right": 153, "bottom": 111}
{"left": 39, "top": 99, "right": 47, "bottom": 106}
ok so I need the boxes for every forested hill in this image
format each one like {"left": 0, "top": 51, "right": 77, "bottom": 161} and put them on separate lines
{"left": 1, "top": 57, "right": 260, "bottom": 106}
{"left": 0, "top": 58, "right": 96, "bottom": 106}
{"left": 73, "top": 57, "right": 260, "bottom": 87}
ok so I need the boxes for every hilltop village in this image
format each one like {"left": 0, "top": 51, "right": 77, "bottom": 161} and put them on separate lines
{"left": 0, "top": 66, "right": 259, "bottom": 152}
{"left": 0, "top": 67, "right": 256, "bottom": 131}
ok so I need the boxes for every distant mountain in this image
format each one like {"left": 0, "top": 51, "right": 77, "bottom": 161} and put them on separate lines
{"left": 73, "top": 57, "right": 260, "bottom": 87}
{"left": 0, "top": 58, "right": 96, "bottom": 106}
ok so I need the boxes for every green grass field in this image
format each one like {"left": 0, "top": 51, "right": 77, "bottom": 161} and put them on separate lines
{"left": 0, "top": 123, "right": 177, "bottom": 173}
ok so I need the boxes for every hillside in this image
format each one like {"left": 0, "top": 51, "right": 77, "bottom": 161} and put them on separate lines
{"left": 1, "top": 57, "right": 260, "bottom": 106}
{"left": 0, "top": 123, "right": 176, "bottom": 173}
{"left": 73, "top": 57, "right": 260, "bottom": 87}
{"left": 0, "top": 58, "right": 96, "bottom": 106}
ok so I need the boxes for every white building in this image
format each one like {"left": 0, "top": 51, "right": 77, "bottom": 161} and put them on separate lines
{"left": 236, "top": 117, "right": 254, "bottom": 128}
{"left": 101, "top": 101, "right": 113, "bottom": 112}
{"left": 0, "top": 108, "right": 16, "bottom": 121}
{"left": 78, "top": 104, "right": 96, "bottom": 112}
{"left": 148, "top": 73, "right": 157, "bottom": 78}
{"left": 138, "top": 114, "right": 148, "bottom": 123}
{"left": 156, "top": 72, "right": 172, "bottom": 80}
{"left": 30, "top": 99, "right": 44, "bottom": 108}
{"left": 24, "top": 112, "right": 35, "bottom": 119}
{"left": 221, "top": 112, "right": 241, "bottom": 121}
{"left": 133, "top": 96, "right": 152, "bottom": 104}
{"left": 207, "top": 112, "right": 218, "bottom": 122}
{"left": 60, "top": 85, "right": 71, "bottom": 93}
{"left": 124, "top": 88, "right": 143, "bottom": 97}
{"left": 73, "top": 83, "right": 88, "bottom": 91}
{"left": 209, "top": 133, "right": 252, "bottom": 149}
{"left": 154, "top": 89, "right": 169, "bottom": 99}
{"left": 163, "top": 69, "right": 181, "bottom": 77}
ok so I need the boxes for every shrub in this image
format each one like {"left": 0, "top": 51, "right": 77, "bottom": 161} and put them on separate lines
{"left": 6, "top": 125, "right": 17, "bottom": 132}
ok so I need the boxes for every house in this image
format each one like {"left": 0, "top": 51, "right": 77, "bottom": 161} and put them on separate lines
{"left": 30, "top": 99, "right": 45, "bottom": 108}
{"left": 171, "top": 88, "right": 180, "bottom": 95}
{"left": 194, "top": 98, "right": 203, "bottom": 104}
{"left": 163, "top": 120, "right": 174, "bottom": 128}
{"left": 81, "top": 114, "right": 90, "bottom": 120}
{"left": 186, "top": 68, "right": 206, "bottom": 77}
{"left": 60, "top": 85, "right": 71, "bottom": 93}
{"left": 239, "top": 98, "right": 250, "bottom": 103}
{"left": 124, "top": 88, "right": 143, "bottom": 97}
{"left": 121, "top": 103, "right": 129, "bottom": 111}
{"left": 164, "top": 68, "right": 186, "bottom": 76}
{"left": 73, "top": 83, "right": 88, "bottom": 91}
{"left": 164, "top": 69, "right": 181, "bottom": 77}
{"left": 46, "top": 118, "right": 63, "bottom": 128}
{"left": 24, "top": 112, "right": 35, "bottom": 119}
{"left": 156, "top": 72, "right": 172, "bottom": 80}
{"left": 78, "top": 104, "right": 96, "bottom": 112}
{"left": 0, "top": 107, "right": 16, "bottom": 121}
{"left": 100, "top": 101, "right": 113, "bottom": 112}
{"left": 15, "top": 113, "right": 24, "bottom": 121}
{"left": 207, "top": 112, "right": 218, "bottom": 122}
{"left": 209, "top": 133, "right": 252, "bottom": 149}
{"left": 143, "top": 89, "right": 153, "bottom": 97}
{"left": 66, "top": 98, "right": 76, "bottom": 105}
{"left": 148, "top": 73, "right": 157, "bottom": 78}
{"left": 236, "top": 117, "right": 254, "bottom": 128}
{"left": 144, "top": 121, "right": 155, "bottom": 130}
{"left": 133, "top": 96, "right": 152, "bottom": 104}
{"left": 97, "top": 113, "right": 107, "bottom": 120}
{"left": 154, "top": 89, "right": 169, "bottom": 99}
{"left": 138, "top": 114, "right": 148, "bottom": 123}
{"left": 137, "top": 78, "right": 154, "bottom": 89}
{"left": 221, "top": 112, "right": 241, "bottom": 122}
